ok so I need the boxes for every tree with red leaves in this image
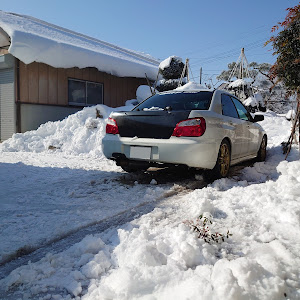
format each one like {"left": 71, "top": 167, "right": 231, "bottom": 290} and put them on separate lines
{"left": 266, "top": 3, "right": 300, "bottom": 156}
{"left": 266, "top": 4, "right": 300, "bottom": 92}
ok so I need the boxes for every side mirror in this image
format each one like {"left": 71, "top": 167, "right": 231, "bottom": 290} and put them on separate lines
{"left": 253, "top": 115, "right": 264, "bottom": 122}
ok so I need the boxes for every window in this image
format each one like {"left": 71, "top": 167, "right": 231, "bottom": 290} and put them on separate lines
{"left": 133, "top": 91, "right": 213, "bottom": 111}
{"left": 221, "top": 94, "right": 239, "bottom": 118}
{"left": 231, "top": 97, "right": 251, "bottom": 121}
{"left": 68, "top": 79, "right": 103, "bottom": 106}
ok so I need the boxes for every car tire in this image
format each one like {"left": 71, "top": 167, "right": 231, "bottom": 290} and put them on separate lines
{"left": 256, "top": 135, "right": 267, "bottom": 162}
{"left": 209, "top": 139, "right": 231, "bottom": 179}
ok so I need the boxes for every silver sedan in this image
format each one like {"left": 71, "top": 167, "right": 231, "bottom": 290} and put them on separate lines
{"left": 102, "top": 89, "right": 267, "bottom": 178}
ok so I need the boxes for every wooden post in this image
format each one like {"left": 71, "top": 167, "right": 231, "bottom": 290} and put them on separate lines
{"left": 154, "top": 70, "right": 159, "bottom": 90}
{"left": 285, "top": 97, "right": 300, "bottom": 159}
{"left": 145, "top": 73, "right": 154, "bottom": 96}
{"left": 186, "top": 58, "right": 190, "bottom": 82}
{"left": 178, "top": 58, "right": 188, "bottom": 87}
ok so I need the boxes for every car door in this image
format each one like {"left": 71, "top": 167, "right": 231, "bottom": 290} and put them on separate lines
{"left": 231, "top": 97, "right": 259, "bottom": 156}
{"left": 221, "top": 94, "right": 248, "bottom": 160}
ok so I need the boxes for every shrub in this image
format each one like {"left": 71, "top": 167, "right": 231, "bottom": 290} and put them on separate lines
{"left": 184, "top": 214, "right": 232, "bottom": 244}
{"left": 159, "top": 57, "right": 185, "bottom": 79}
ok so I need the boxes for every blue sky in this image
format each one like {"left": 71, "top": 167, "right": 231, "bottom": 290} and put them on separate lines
{"left": 1, "top": 0, "right": 299, "bottom": 86}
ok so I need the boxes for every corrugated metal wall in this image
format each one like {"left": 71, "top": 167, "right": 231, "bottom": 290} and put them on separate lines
{"left": 0, "top": 67, "right": 16, "bottom": 141}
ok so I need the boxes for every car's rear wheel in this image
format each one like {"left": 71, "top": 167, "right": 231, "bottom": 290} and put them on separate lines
{"left": 209, "top": 140, "right": 231, "bottom": 179}
{"left": 256, "top": 135, "right": 267, "bottom": 162}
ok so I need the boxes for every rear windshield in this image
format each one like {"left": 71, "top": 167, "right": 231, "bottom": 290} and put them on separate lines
{"left": 133, "top": 91, "right": 213, "bottom": 111}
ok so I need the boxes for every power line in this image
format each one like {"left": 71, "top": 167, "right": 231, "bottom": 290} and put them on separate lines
{"left": 189, "top": 38, "right": 266, "bottom": 65}
{"left": 181, "top": 25, "right": 269, "bottom": 57}
{"left": 189, "top": 43, "right": 265, "bottom": 69}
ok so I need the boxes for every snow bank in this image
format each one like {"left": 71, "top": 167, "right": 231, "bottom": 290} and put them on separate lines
{"left": 243, "top": 93, "right": 265, "bottom": 108}
{"left": 228, "top": 79, "right": 249, "bottom": 89}
{"left": 0, "top": 104, "right": 132, "bottom": 156}
{"left": 286, "top": 109, "right": 296, "bottom": 121}
{"left": 136, "top": 85, "right": 156, "bottom": 102}
{"left": 243, "top": 96, "right": 258, "bottom": 107}
{"left": 254, "top": 92, "right": 264, "bottom": 105}
{"left": 0, "top": 11, "right": 159, "bottom": 79}
{"left": 0, "top": 80, "right": 209, "bottom": 156}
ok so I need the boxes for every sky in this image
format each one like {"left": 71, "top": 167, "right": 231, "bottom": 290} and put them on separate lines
{"left": 1, "top": 0, "right": 299, "bottom": 86}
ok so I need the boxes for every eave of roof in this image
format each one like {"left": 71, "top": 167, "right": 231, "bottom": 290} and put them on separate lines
{"left": 0, "top": 11, "right": 159, "bottom": 79}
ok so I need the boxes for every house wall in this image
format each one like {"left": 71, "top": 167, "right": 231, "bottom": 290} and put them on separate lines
{"left": 0, "top": 54, "right": 16, "bottom": 141}
{"left": 20, "top": 103, "right": 81, "bottom": 133}
{"left": 18, "top": 61, "right": 147, "bottom": 107}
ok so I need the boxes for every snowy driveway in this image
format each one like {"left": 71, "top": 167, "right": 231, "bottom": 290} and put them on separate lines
{"left": 0, "top": 152, "right": 174, "bottom": 266}
{"left": 1, "top": 111, "right": 300, "bottom": 299}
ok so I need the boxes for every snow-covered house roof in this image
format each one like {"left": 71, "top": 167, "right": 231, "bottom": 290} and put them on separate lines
{"left": 0, "top": 11, "right": 159, "bottom": 79}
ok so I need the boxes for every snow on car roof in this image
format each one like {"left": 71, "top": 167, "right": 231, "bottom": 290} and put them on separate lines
{"left": 160, "top": 89, "right": 213, "bottom": 95}
{"left": 175, "top": 81, "right": 207, "bottom": 91}
{"left": 157, "top": 82, "right": 211, "bottom": 95}
{"left": 0, "top": 10, "right": 159, "bottom": 79}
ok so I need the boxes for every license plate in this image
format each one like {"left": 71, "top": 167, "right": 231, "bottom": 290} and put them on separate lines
{"left": 130, "top": 146, "right": 151, "bottom": 159}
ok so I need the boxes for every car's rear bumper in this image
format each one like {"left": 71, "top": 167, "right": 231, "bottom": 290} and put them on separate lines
{"left": 102, "top": 134, "right": 219, "bottom": 169}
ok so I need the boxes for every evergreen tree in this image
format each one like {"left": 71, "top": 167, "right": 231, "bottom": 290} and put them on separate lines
{"left": 156, "top": 57, "right": 186, "bottom": 92}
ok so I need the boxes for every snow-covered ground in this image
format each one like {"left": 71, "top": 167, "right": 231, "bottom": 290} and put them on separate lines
{"left": 0, "top": 108, "right": 300, "bottom": 299}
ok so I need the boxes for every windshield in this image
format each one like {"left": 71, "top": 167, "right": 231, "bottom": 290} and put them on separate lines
{"left": 133, "top": 91, "right": 213, "bottom": 111}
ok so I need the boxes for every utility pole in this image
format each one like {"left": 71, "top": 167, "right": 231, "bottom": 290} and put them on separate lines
{"left": 200, "top": 67, "right": 202, "bottom": 84}
{"left": 186, "top": 58, "right": 190, "bottom": 82}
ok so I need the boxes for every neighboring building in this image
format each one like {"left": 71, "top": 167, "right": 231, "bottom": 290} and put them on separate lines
{"left": 0, "top": 11, "right": 159, "bottom": 141}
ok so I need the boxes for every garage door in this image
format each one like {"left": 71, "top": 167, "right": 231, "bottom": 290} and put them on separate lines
{"left": 0, "top": 67, "right": 15, "bottom": 141}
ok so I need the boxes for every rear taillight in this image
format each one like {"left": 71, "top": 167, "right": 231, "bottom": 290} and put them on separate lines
{"left": 172, "top": 117, "right": 206, "bottom": 137}
{"left": 106, "top": 118, "right": 119, "bottom": 134}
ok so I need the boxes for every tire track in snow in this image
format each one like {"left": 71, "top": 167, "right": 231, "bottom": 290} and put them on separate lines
{"left": 0, "top": 177, "right": 206, "bottom": 280}
{"left": 0, "top": 162, "right": 253, "bottom": 279}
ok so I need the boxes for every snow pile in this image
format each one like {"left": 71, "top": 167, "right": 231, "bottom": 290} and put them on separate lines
{"left": 254, "top": 92, "right": 264, "bottom": 105}
{"left": 0, "top": 11, "right": 159, "bottom": 79}
{"left": 136, "top": 85, "right": 156, "bottom": 102}
{"left": 1, "top": 235, "right": 112, "bottom": 297}
{"left": 286, "top": 109, "right": 296, "bottom": 121}
{"left": 0, "top": 104, "right": 132, "bottom": 155}
{"left": 228, "top": 79, "right": 249, "bottom": 89}
{"left": 243, "top": 96, "right": 258, "bottom": 107}
{"left": 243, "top": 93, "right": 265, "bottom": 111}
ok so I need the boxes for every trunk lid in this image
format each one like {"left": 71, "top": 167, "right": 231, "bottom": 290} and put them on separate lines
{"left": 111, "top": 110, "right": 190, "bottom": 139}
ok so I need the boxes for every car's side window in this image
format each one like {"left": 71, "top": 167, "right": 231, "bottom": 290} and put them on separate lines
{"left": 221, "top": 94, "right": 239, "bottom": 119}
{"left": 231, "top": 97, "right": 251, "bottom": 121}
